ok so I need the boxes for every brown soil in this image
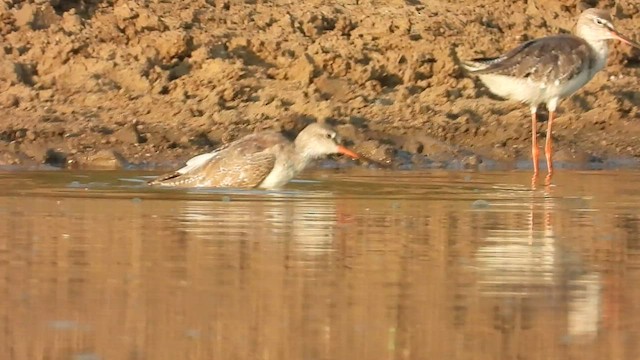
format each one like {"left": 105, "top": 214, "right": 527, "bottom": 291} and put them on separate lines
{"left": 0, "top": 0, "right": 639, "bottom": 171}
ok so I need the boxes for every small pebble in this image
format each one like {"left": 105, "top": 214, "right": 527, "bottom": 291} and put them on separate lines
{"left": 471, "top": 199, "right": 490, "bottom": 209}
{"left": 185, "top": 329, "right": 201, "bottom": 338}
{"left": 73, "top": 354, "right": 101, "bottom": 360}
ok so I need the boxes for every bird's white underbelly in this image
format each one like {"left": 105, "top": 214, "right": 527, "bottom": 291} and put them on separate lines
{"left": 479, "top": 71, "right": 594, "bottom": 107}
{"left": 258, "top": 162, "right": 296, "bottom": 189}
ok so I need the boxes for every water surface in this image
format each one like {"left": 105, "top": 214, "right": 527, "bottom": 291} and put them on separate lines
{"left": 0, "top": 169, "right": 639, "bottom": 359}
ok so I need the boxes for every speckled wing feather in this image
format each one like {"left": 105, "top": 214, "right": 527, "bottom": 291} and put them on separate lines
{"left": 149, "top": 131, "right": 286, "bottom": 188}
{"left": 197, "top": 151, "right": 276, "bottom": 188}
{"left": 464, "top": 35, "right": 594, "bottom": 85}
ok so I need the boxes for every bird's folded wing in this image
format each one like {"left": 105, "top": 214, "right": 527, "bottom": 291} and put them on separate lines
{"left": 464, "top": 35, "right": 593, "bottom": 84}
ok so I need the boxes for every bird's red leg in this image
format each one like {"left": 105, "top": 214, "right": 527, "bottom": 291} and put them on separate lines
{"left": 545, "top": 110, "right": 554, "bottom": 177}
{"left": 531, "top": 109, "right": 540, "bottom": 181}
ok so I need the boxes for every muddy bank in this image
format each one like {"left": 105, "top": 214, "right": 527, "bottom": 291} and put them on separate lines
{"left": 0, "top": 0, "right": 639, "bottom": 171}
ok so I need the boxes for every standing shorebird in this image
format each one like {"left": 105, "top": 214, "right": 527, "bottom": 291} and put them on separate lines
{"left": 460, "top": 8, "right": 640, "bottom": 178}
{"left": 148, "top": 123, "right": 360, "bottom": 189}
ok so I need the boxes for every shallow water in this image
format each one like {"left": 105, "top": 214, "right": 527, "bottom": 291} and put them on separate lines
{"left": 0, "top": 168, "right": 639, "bottom": 359}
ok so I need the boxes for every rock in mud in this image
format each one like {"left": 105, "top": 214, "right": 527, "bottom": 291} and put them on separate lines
{"left": 354, "top": 139, "right": 396, "bottom": 165}
{"left": 113, "top": 123, "right": 145, "bottom": 144}
{"left": 60, "top": 11, "right": 84, "bottom": 34}
{"left": 43, "top": 148, "right": 66, "bottom": 167}
{"left": 0, "top": 149, "right": 31, "bottom": 166}
{"left": 13, "top": 3, "right": 59, "bottom": 30}
{"left": 288, "top": 54, "right": 316, "bottom": 84}
{"left": 76, "top": 150, "right": 129, "bottom": 170}
{"left": 0, "top": 93, "right": 19, "bottom": 108}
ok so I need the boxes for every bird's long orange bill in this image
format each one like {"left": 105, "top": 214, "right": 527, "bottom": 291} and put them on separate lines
{"left": 610, "top": 29, "right": 640, "bottom": 49}
{"left": 337, "top": 146, "right": 360, "bottom": 159}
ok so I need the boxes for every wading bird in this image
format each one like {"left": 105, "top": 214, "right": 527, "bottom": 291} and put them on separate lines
{"left": 149, "top": 123, "right": 360, "bottom": 189}
{"left": 460, "top": 8, "right": 640, "bottom": 181}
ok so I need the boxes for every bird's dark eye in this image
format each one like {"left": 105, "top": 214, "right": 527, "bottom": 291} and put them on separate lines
{"left": 326, "top": 133, "right": 334, "bottom": 139}
{"left": 594, "top": 18, "right": 605, "bottom": 26}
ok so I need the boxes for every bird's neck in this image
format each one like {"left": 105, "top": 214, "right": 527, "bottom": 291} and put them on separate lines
{"left": 589, "top": 39, "right": 609, "bottom": 73}
{"left": 291, "top": 146, "right": 315, "bottom": 172}
{"left": 578, "top": 32, "right": 610, "bottom": 73}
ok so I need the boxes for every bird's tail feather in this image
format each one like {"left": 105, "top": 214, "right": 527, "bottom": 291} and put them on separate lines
{"left": 451, "top": 45, "right": 492, "bottom": 73}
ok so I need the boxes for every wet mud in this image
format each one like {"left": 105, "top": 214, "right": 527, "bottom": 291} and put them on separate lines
{"left": 0, "top": 0, "right": 639, "bottom": 171}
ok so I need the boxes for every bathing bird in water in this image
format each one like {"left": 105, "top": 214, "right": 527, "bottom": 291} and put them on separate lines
{"left": 459, "top": 8, "right": 640, "bottom": 181}
{"left": 148, "top": 123, "right": 360, "bottom": 189}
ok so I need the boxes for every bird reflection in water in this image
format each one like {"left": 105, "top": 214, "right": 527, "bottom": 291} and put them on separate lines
{"left": 474, "top": 180, "right": 603, "bottom": 341}
{"left": 170, "top": 190, "right": 341, "bottom": 257}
